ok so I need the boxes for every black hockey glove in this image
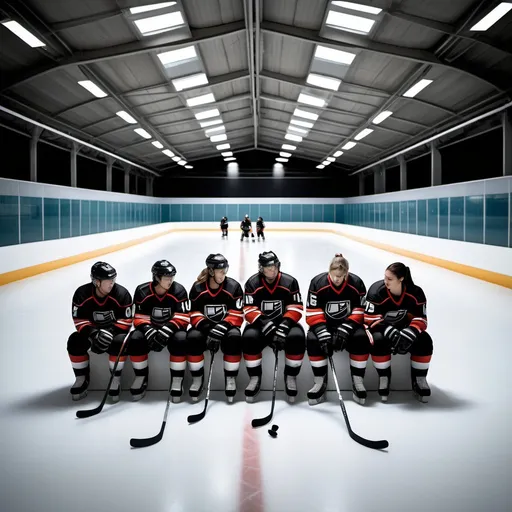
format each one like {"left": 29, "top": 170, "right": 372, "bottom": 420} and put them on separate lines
{"left": 384, "top": 325, "right": 401, "bottom": 345}
{"left": 313, "top": 324, "right": 333, "bottom": 356}
{"left": 271, "top": 318, "right": 293, "bottom": 351}
{"left": 259, "top": 317, "right": 277, "bottom": 339}
{"left": 144, "top": 326, "right": 165, "bottom": 352}
{"left": 154, "top": 324, "right": 177, "bottom": 351}
{"left": 334, "top": 322, "right": 356, "bottom": 351}
{"left": 90, "top": 328, "right": 113, "bottom": 354}
{"left": 206, "top": 321, "right": 229, "bottom": 353}
{"left": 198, "top": 319, "right": 213, "bottom": 336}
{"left": 393, "top": 327, "right": 418, "bottom": 355}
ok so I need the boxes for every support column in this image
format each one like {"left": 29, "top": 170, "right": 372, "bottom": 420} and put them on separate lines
{"left": 398, "top": 155, "right": 407, "bottom": 190}
{"left": 146, "top": 177, "right": 153, "bottom": 196}
{"left": 71, "top": 142, "right": 80, "bottom": 188}
{"left": 106, "top": 157, "right": 115, "bottom": 192}
{"left": 30, "top": 127, "right": 43, "bottom": 182}
{"left": 503, "top": 109, "right": 512, "bottom": 176}
{"left": 358, "top": 174, "right": 365, "bottom": 196}
{"left": 431, "top": 141, "right": 442, "bottom": 186}
{"left": 124, "top": 166, "right": 130, "bottom": 194}
{"left": 374, "top": 166, "right": 386, "bottom": 194}
{"left": 134, "top": 174, "right": 139, "bottom": 195}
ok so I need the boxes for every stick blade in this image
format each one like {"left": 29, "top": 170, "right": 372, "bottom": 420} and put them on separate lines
{"left": 187, "top": 411, "right": 206, "bottom": 424}
{"left": 76, "top": 406, "right": 102, "bottom": 419}
{"left": 130, "top": 433, "right": 163, "bottom": 448}
{"left": 350, "top": 431, "right": 389, "bottom": 450}
{"left": 251, "top": 413, "right": 272, "bottom": 428}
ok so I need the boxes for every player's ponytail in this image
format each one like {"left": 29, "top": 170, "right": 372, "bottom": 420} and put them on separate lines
{"left": 386, "top": 262, "right": 415, "bottom": 287}
{"left": 196, "top": 267, "right": 210, "bottom": 284}
{"left": 329, "top": 253, "right": 349, "bottom": 274}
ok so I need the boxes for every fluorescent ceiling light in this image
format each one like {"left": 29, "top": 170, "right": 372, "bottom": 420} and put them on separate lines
{"left": 372, "top": 110, "right": 393, "bottom": 124}
{"left": 134, "top": 128, "right": 151, "bottom": 139}
{"left": 297, "top": 93, "right": 326, "bottom": 108}
{"left": 326, "top": 10, "right": 376, "bottom": 34}
{"left": 1, "top": 20, "right": 45, "bottom": 47}
{"left": 288, "top": 125, "right": 308, "bottom": 135}
{"left": 172, "top": 156, "right": 181, "bottom": 162}
{"left": 332, "top": 1, "right": 382, "bottom": 15}
{"left": 221, "top": 151, "right": 233, "bottom": 157}
{"left": 216, "top": 143, "right": 230, "bottom": 150}
{"left": 314, "top": 45, "right": 356, "bottom": 65}
{"left": 77, "top": 80, "right": 107, "bottom": 98}
{"left": 327, "top": 157, "right": 336, "bottom": 162}
{"left": 172, "top": 73, "right": 208, "bottom": 91}
{"left": 200, "top": 118, "right": 222, "bottom": 128}
{"left": 205, "top": 126, "right": 225, "bottom": 136}
{"left": 185, "top": 165, "right": 193, "bottom": 169}
{"left": 224, "top": 157, "right": 236, "bottom": 161}
{"left": 162, "top": 149, "right": 175, "bottom": 157}
{"left": 133, "top": 11, "right": 184, "bottom": 36}
{"left": 293, "top": 108, "right": 319, "bottom": 121}
{"left": 316, "top": 164, "right": 325, "bottom": 169}
{"left": 306, "top": 73, "right": 341, "bottom": 91}
{"left": 187, "top": 93, "right": 215, "bottom": 107}
{"left": 116, "top": 110, "right": 137, "bottom": 124}
{"left": 276, "top": 158, "right": 288, "bottom": 163}
{"left": 282, "top": 144, "right": 296, "bottom": 151}
{"left": 210, "top": 133, "right": 227, "bottom": 142}
{"left": 291, "top": 118, "right": 315, "bottom": 129}
{"left": 333, "top": 150, "right": 343, "bottom": 157}
{"left": 355, "top": 128, "right": 374, "bottom": 140}
{"left": 342, "top": 141, "right": 357, "bottom": 150}
{"left": 285, "top": 133, "right": 302, "bottom": 142}
{"left": 194, "top": 108, "right": 220, "bottom": 120}
{"left": 130, "top": 2, "right": 176, "bottom": 14}
{"left": 280, "top": 152, "right": 291, "bottom": 158}
{"left": 403, "top": 79, "right": 433, "bottom": 98}
{"left": 470, "top": 3, "right": 512, "bottom": 31}
{"left": 157, "top": 46, "right": 197, "bottom": 66}
{"left": 322, "top": 161, "right": 332, "bottom": 166}
{"left": 178, "top": 160, "right": 187, "bottom": 166}
{"left": 152, "top": 141, "right": 164, "bottom": 149}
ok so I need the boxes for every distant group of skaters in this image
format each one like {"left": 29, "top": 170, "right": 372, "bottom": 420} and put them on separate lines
{"left": 220, "top": 214, "right": 266, "bottom": 241}
{"left": 69, "top": 250, "right": 433, "bottom": 406}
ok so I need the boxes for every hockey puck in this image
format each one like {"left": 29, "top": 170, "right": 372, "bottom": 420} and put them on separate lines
{"left": 268, "top": 429, "right": 277, "bottom": 438}
{"left": 271, "top": 424, "right": 279, "bottom": 432}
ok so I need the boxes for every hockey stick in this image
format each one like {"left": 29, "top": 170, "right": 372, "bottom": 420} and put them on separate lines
{"left": 251, "top": 348, "right": 279, "bottom": 428}
{"left": 187, "top": 350, "right": 216, "bottom": 424}
{"left": 328, "top": 356, "right": 389, "bottom": 450}
{"left": 76, "top": 330, "right": 132, "bottom": 419}
{"left": 130, "top": 379, "right": 173, "bottom": 448}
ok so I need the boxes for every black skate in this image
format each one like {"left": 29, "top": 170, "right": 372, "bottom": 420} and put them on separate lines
{"left": 307, "top": 374, "right": 327, "bottom": 405}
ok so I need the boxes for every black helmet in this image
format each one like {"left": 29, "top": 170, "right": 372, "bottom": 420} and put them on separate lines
{"left": 151, "top": 260, "right": 176, "bottom": 279}
{"left": 222, "top": 216, "right": 227, "bottom": 221}
{"left": 206, "top": 253, "right": 229, "bottom": 270}
{"left": 91, "top": 261, "right": 117, "bottom": 281}
{"left": 258, "top": 216, "right": 263, "bottom": 221}
{"left": 258, "top": 251, "right": 280, "bottom": 271}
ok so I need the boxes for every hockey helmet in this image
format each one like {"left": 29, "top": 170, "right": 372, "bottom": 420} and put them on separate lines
{"left": 206, "top": 253, "right": 229, "bottom": 271}
{"left": 151, "top": 260, "right": 177, "bottom": 279}
{"left": 258, "top": 216, "right": 263, "bottom": 221}
{"left": 222, "top": 216, "right": 227, "bottom": 221}
{"left": 91, "top": 261, "right": 117, "bottom": 282}
{"left": 245, "top": 214, "right": 249, "bottom": 218}
{"left": 258, "top": 251, "right": 280, "bottom": 271}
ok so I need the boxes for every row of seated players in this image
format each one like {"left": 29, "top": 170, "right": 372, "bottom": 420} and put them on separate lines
{"left": 220, "top": 215, "right": 266, "bottom": 240}
{"left": 68, "top": 252, "right": 433, "bottom": 405}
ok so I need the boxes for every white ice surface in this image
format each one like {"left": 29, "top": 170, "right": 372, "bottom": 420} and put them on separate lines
{"left": 0, "top": 231, "right": 510, "bottom": 512}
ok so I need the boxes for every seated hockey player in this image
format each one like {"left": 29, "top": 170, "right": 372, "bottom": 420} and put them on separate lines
{"left": 305, "top": 254, "right": 368, "bottom": 405}
{"left": 242, "top": 251, "right": 305, "bottom": 403}
{"left": 220, "top": 216, "right": 228, "bottom": 238}
{"left": 67, "top": 262, "right": 133, "bottom": 401}
{"left": 187, "top": 254, "right": 244, "bottom": 402}
{"left": 240, "top": 214, "right": 255, "bottom": 241}
{"left": 256, "top": 216, "right": 265, "bottom": 241}
{"left": 130, "top": 260, "right": 189, "bottom": 402}
{"left": 365, "top": 262, "right": 432, "bottom": 403}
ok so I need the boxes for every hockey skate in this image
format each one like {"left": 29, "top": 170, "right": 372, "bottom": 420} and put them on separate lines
{"left": 378, "top": 375, "right": 391, "bottom": 402}
{"left": 170, "top": 375, "right": 183, "bottom": 404}
{"left": 307, "top": 374, "right": 327, "bottom": 406}
{"left": 351, "top": 375, "right": 367, "bottom": 405}
{"left": 245, "top": 375, "right": 261, "bottom": 403}
{"left": 70, "top": 374, "right": 90, "bottom": 401}
{"left": 130, "top": 375, "right": 148, "bottom": 401}
{"left": 285, "top": 374, "right": 297, "bottom": 403}
{"left": 225, "top": 376, "right": 237, "bottom": 403}
{"left": 108, "top": 374, "right": 122, "bottom": 403}
{"left": 412, "top": 376, "right": 430, "bottom": 403}
{"left": 189, "top": 374, "right": 204, "bottom": 402}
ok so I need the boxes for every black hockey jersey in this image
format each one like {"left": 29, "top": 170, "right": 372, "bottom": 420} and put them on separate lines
{"left": 256, "top": 220, "right": 265, "bottom": 231}
{"left": 220, "top": 218, "right": 228, "bottom": 229}
{"left": 364, "top": 280, "right": 428, "bottom": 333}
{"left": 306, "top": 272, "right": 366, "bottom": 330}
{"left": 133, "top": 281, "right": 189, "bottom": 332}
{"left": 243, "top": 272, "right": 303, "bottom": 325}
{"left": 189, "top": 276, "right": 244, "bottom": 330}
{"left": 240, "top": 219, "right": 252, "bottom": 231}
{"left": 72, "top": 283, "right": 133, "bottom": 335}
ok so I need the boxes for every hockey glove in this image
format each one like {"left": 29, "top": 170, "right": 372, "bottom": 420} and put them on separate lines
{"left": 144, "top": 326, "right": 165, "bottom": 352}
{"left": 313, "top": 324, "right": 333, "bottom": 356}
{"left": 259, "top": 317, "right": 277, "bottom": 339}
{"left": 393, "top": 327, "right": 418, "bottom": 355}
{"left": 271, "top": 318, "right": 293, "bottom": 351}
{"left": 91, "top": 328, "right": 113, "bottom": 354}
{"left": 384, "top": 325, "right": 401, "bottom": 345}
{"left": 198, "top": 320, "right": 213, "bottom": 336}
{"left": 154, "top": 324, "right": 177, "bottom": 351}
{"left": 334, "top": 322, "right": 356, "bottom": 351}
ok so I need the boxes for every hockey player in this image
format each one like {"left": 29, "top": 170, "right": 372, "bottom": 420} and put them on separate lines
{"left": 365, "top": 262, "right": 433, "bottom": 403}
{"left": 256, "top": 217, "right": 265, "bottom": 241}
{"left": 242, "top": 251, "right": 305, "bottom": 403}
{"left": 187, "top": 254, "right": 244, "bottom": 402}
{"left": 220, "top": 216, "right": 228, "bottom": 238}
{"left": 131, "top": 260, "right": 189, "bottom": 402}
{"left": 67, "top": 262, "right": 133, "bottom": 401}
{"left": 306, "top": 254, "right": 368, "bottom": 405}
{"left": 240, "top": 214, "right": 255, "bottom": 241}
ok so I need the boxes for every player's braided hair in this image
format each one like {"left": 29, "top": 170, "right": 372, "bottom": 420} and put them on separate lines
{"left": 329, "top": 253, "right": 349, "bottom": 274}
{"left": 386, "top": 262, "right": 415, "bottom": 287}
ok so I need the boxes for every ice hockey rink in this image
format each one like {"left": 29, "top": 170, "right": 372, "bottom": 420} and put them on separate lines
{"left": 0, "top": 229, "right": 511, "bottom": 512}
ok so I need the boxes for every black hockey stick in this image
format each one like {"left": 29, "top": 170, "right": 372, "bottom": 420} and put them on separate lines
{"left": 251, "top": 348, "right": 279, "bottom": 428}
{"left": 187, "top": 350, "right": 216, "bottom": 424}
{"left": 328, "top": 356, "right": 389, "bottom": 450}
{"left": 76, "top": 330, "right": 132, "bottom": 419}
{"left": 130, "top": 380, "right": 173, "bottom": 448}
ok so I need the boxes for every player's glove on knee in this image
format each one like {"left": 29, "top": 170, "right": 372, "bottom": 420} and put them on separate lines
{"left": 394, "top": 327, "right": 418, "bottom": 355}
{"left": 90, "top": 328, "right": 113, "bottom": 354}
{"left": 154, "top": 324, "right": 177, "bottom": 351}
{"left": 206, "top": 321, "right": 229, "bottom": 353}
{"left": 144, "top": 326, "right": 165, "bottom": 352}
{"left": 272, "top": 318, "right": 293, "bottom": 351}
{"left": 259, "top": 317, "right": 277, "bottom": 339}
{"left": 384, "top": 325, "right": 401, "bottom": 345}
{"left": 334, "top": 322, "right": 356, "bottom": 351}
{"left": 313, "top": 324, "right": 333, "bottom": 356}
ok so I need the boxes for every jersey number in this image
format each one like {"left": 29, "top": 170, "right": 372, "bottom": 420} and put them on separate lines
{"left": 244, "top": 295, "right": 254, "bottom": 305}
{"left": 293, "top": 292, "right": 302, "bottom": 303}
{"left": 307, "top": 293, "right": 317, "bottom": 307}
